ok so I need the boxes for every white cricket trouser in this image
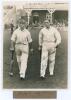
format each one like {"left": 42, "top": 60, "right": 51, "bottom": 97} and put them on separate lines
{"left": 16, "top": 54, "right": 28, "bottom": 78}
{"left": 15, "top": 44, "right": 29, "bottom": 78}
{"left": 40, "top": 43, "right": 56, "bottom": 77}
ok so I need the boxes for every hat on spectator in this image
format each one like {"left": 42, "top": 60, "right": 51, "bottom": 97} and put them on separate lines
{"left": 44, "top": 19, "right": 50, "bottom": 23}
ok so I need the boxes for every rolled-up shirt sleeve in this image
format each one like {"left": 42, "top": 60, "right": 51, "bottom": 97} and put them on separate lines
{"left": 54, "top": 28, "right": 61, "bottom": 46}
{"left": 39, "top": 30, "right": 43, "bottom": 46}
{"left": 27, "top": 32, "right": 32, "bottom": 43}
{"left": 11, "top": 31, "right": 17, "bottom": 42}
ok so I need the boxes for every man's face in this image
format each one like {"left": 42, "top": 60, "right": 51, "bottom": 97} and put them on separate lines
{"left": 44, "top": 21, "right": 50, "bottom": 28}
{"left": 19, "top": 20, "right": 25, "bottom": 30}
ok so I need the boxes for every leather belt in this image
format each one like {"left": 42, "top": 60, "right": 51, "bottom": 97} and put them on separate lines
{"left": 16, "top": 43, "right": 27, "bottom": 45}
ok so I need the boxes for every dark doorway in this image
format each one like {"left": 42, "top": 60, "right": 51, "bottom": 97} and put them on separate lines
{"left": 31, "top": 10, "right": 48, "bottom": 25}
{"left": 53, "top": 10, "right": 68, "bottom": 25}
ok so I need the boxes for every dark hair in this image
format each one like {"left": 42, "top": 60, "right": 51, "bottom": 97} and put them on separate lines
{"left": 18, "top": 17, "right": 26, "bottom": 24}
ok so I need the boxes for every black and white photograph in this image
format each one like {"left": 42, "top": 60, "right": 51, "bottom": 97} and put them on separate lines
{"left": 3, "top": 1, "right": 68, "bottom": 89}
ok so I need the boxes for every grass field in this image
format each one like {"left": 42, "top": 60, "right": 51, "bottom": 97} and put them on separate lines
{"left": 3, "top": 26, "right": 68, "bottom": 89}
